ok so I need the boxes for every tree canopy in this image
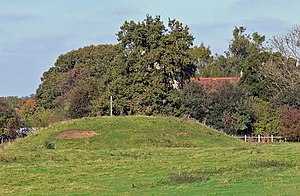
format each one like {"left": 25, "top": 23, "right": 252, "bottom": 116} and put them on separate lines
{"left": 26, "top": 17, "right": 300, "bottom": 141}
{"left": 0, "top": 98, "right": 20, "bottom": 136}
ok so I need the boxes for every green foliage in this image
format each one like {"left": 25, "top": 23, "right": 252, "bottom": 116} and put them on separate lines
{"left": 190, "top": 43, "right": 213, "bottom": 77}
{"left": 244, "top": 97, "right": 281, "bottom": 136}
{"left": 36, "top": 15, "right": 195, "bottom": 117}
{"left": 198, "top": 26, "right": 269, "bottom": 82}
{"left": 238, "top": 51, "right": 272, "bottom": 99}
{"left": 18, "top": 98, "right": 37, "bottom": 127}
{"left": 36, "top": 44, "right": 118, "bottom": 115}
{"left": 3, "top": 96, "right": 21, "bottom": 109}
{"left": 113, "top": 15, "right": 195, "bottom": 115}
{"left": 180, "top": 81, "right": 209, "bottom": 122}
{"left": 228, "top": 26, "right": 265, "bottom": 60}
{"left": 0, "top": 99, "right": 20, "bottom": 135}
{"left": 200, "top": 55, "right": 231, "bottom": 77}
{"left": 206, "top": 84, "right": 251, "bottom": 135}
{"left": 32, "top": 20, "right": 300, "bottom": 139}
{"left": 32, "top": 108, "right": 65, "bottom": 128}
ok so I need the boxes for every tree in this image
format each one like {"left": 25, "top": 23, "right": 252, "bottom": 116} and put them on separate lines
{"left": 36, "top": 44, "right": 119, "bottom": 117}
{"left": 206, "top": 83, "right": 252, "bottom": 135}
{"left": 17, "top": 98, "right": 37, "bottom": 127}
{"left": 112, "top": 15, "right": 195, "bottom": 115}
{"left": 36, "top": 16, "right": 196, "bottom": 117}
{"left": 238, "top": 51, "right": 272, "bottom": 100}
{"left": 262, "top": 27, "right": 300, "bottom": 107}
{"left": 0, "top": 99, "right": 20, "bottom": 137}
{"left": 244, "top": 97, "right": 281, "bottom": 136}
{"left": 180, "top": 81, "right": 209, "bottom": 122}
{"left": 190, "top": 43, "right": 213, "bottom": 77}
{"left": 65, "top": 78, "right": 98, "bottom": 118}
{"left": 198, "top": 26, "right": 269, "bottom": 83}
{"left": 281, "top": 107, "right": 300, "bottom": 141}
{"left": 272, "top": 25, "right": 300, "bottom": 63}
{"left": 4, "top": 96, "right": 21, "bottom": 109}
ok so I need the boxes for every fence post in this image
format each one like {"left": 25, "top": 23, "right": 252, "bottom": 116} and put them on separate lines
{"left": 244, "top": 135, "right": 247, "bottom": 142}
{"left": 271, "top": 135, "right": 274, "bottom": 143}
{"left": 110, "top": 96, "right": 113, "bottom": 116}
{"left": 258, "top": 135, "right": 261, "bottom": 143}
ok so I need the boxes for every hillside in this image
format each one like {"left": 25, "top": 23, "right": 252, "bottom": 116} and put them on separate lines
{"left": 13, "top": 116, "right": 244, "bottom": 150}
{"left": 1, "top": 116, "right": 299, "bottom": 195}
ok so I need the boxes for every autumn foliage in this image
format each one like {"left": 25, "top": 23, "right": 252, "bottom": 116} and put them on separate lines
{"left": 281, "top": 107, "right": 300, "bottom": 141}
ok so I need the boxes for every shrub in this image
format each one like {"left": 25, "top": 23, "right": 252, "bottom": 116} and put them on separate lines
{"left": 206, "top": 84, "right": 252, "bottom": 135}
{"left": 0, "top": 99, "right": 20, "bottom": 135}
{"left": 244, "top": 97, "right": 281, "bottom": 136}
{"left": 180, "top": 81, "right": 209, "bottom": 121}
{"left": 281, "top": 107, "right": 300, "bottom": 141}
{"left": 32, "top": 108, "right": 65, "bottom": 128}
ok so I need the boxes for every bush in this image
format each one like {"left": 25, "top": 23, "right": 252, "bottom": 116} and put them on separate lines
{"left": 206, "top": 84, "right": 252, "bottom": 134}
{"left": 180, "top": 82, "right": 209, "bottom": 121}
{"left": 32, "top": 108, "right": 65, "bottom": 128}
{"left": 244, "top": 97, "right": 281, "bottom": 136}
{"left": 281, "top": 107, "right": 300, "bottom": 141}
{"left": 0, "top": 99, "right": 20, "bottom": 135}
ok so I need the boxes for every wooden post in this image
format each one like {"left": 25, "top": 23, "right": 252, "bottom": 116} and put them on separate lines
{"left": 258, "top": 135, "right": 261, "bottom": 143}
{"left": 244, "top": 135, "right": 247, "bottom": 142}
{"left": 271, "top": 135, "right": 274, "bottom": 143}
{"left": 110, "top": 96, "right": 113, "bottom": 116}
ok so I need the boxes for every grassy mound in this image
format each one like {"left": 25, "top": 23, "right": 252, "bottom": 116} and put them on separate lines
{"left": 1, "top": 116, "right": 299, "bottom": 195}
{"left": 11, "top": 116, "right": 244, "bottom": 151}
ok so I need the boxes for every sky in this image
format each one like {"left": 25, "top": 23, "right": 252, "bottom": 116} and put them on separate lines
{"left": 0, "top": 0, "right": 299, "bottom": 97}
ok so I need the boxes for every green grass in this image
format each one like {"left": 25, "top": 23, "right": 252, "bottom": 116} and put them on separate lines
{"left": 0, "top": 116, "right": 299, "bottom": 195}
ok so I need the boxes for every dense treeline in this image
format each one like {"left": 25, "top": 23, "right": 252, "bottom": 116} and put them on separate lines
{"left": 1, "top": 15, "right": 300, "bottom": 141}
{"left": 36, "top": 16, "right": 196, "bottom": 117}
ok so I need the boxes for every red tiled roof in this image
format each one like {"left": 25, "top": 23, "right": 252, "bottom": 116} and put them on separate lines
{"left": 191, "top": 77, "right": 240, "bottom": 92}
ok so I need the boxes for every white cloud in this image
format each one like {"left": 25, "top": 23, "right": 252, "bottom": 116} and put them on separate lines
{"left": 0, "top": 11, "right": 37, "bottom": 21}
{"left": 239, "top": 17, "right": 292, "bottom": 31}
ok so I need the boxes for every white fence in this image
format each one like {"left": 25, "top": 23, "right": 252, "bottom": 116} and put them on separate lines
{"left": 235, "top": 135, "right": 285, "bottom": 143}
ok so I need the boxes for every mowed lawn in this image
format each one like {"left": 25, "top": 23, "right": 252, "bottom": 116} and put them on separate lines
{"left": 0, "top": 116, "right": 299, "bottom": 195}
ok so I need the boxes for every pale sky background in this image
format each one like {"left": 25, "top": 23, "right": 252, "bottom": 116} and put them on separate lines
{"left": 0, "top": 0, "right": 299, "bottom": 96}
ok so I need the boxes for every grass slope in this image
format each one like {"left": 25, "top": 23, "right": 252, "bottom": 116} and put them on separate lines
{"left": 0, "top": 116, "right": 299, "bottom": 195}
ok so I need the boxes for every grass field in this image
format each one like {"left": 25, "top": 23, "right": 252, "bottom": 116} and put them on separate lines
{"left": 0, "top": 116, "right": 299, "bottom": 195}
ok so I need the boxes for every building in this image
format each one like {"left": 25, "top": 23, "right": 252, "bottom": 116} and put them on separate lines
{"left": 191, "top": 77, "right": 240, "bottom": 92}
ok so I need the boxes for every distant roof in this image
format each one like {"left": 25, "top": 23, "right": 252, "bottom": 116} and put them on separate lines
{"left": 191, "top": 77, "right": 240, "bottom": 92}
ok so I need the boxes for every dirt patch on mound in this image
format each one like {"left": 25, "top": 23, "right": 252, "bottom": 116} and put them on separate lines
{"left": 176, "top": 131, "right": 192, "bottom": 136}
{"left": 56, "top": 130, "right": 100, "bottom": 139}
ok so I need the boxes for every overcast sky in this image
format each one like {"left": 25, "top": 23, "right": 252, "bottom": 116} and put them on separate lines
{"left": 0, "top": 0, "right": 299, "bottom": 96}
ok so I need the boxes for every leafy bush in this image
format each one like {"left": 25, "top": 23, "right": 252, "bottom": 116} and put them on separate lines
{"left": 281, "top": 107, "right": 300, "bottom": 141}
{"left": 206, "top": 84, "right": 252, "bottom": 135}
{"left": 0, "top": 99, "right": 20, "bottom": 135}
{"left": 180, "top": 81, "right": 209, "bottom": 122}
{"left": 32, "top": 108, "right": 65, "bottom": 128}
{"left": 244, "top": 97, "right": 281, "bottom": 136}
